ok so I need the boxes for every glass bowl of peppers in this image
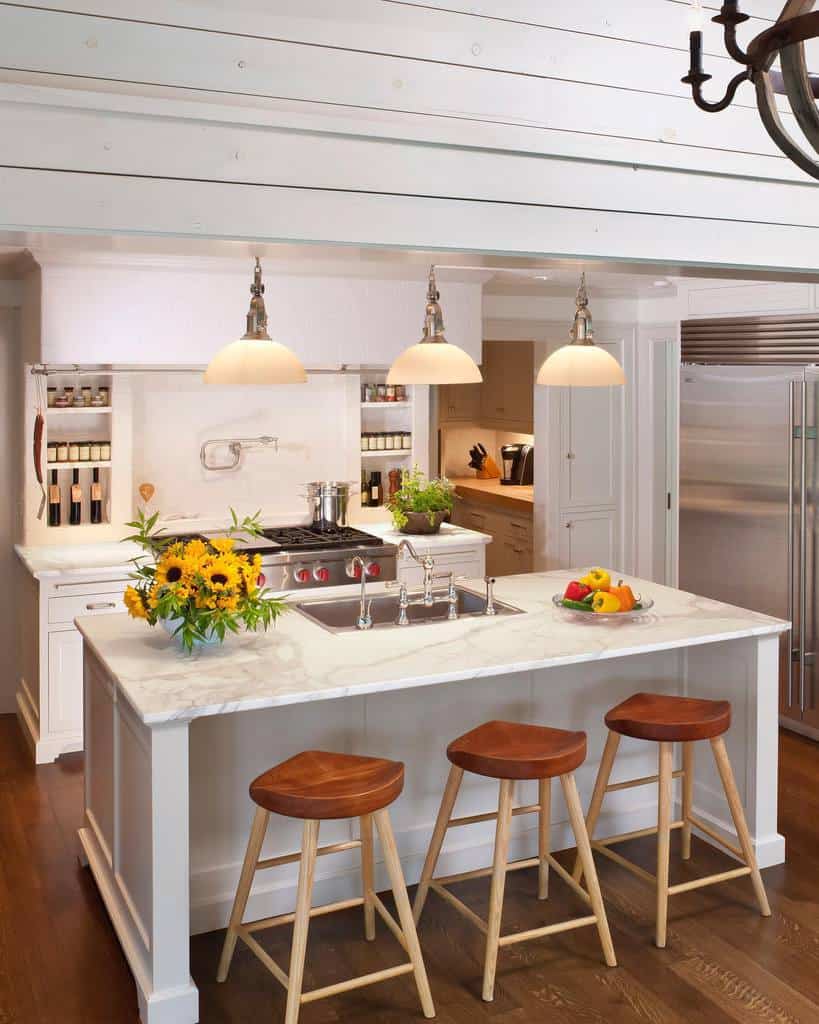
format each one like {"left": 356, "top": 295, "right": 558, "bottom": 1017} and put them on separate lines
{"left": 553, "top": 568, "right": 653, "bottom": 620}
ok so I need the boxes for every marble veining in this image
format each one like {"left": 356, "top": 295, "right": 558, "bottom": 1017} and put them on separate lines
{"left": 75, "top": 570, "right": 789, "bottom": 727}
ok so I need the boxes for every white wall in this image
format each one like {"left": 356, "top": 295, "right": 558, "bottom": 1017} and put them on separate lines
{"left": 1, "top": 298, "right": 21, "bottom": 712}
{"left": 0, "top": 2, "right": 817, "bottom": 272}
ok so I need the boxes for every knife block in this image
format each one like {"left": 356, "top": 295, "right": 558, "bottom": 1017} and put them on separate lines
{"left": 476, "top": 456, "right": 501, "bottom": 480}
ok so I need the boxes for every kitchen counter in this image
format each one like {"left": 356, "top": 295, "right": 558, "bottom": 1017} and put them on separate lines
{"left": 450, "top": 476, "right": 534, "bottom": 515}
{"left": 77, "top": 571, "right": 787, "bottom": 1024}
{"left": 77, "top": 570, "right": 785, "bottom": 727}
{"left": 15, "top": 522, "right": 489, "bottom": 580}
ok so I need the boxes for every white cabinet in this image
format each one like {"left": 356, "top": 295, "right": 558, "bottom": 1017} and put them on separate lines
{"left": 16, "top": 570, "right": 128, "bottom": 764}
{"left": 559, "top": 339, "right": 623, "bottom": 509}
{"left": 47, "top": 629, "right": 84, "bottom": 736}
{"left": 397, "top": 543, "right": 485, "bottom": 586}
{"left": 559, "top": 510, "right": 617, "bottom": 570}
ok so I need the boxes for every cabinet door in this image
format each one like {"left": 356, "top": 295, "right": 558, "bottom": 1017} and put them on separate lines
{"left": 480, "top": 340, "right": 534, "bottom": 432}
{"left": 480, "top": 341, "right": 504, "bottom": 424}
{"left": 439, "top": 383, "right": 481, "bottom": 423}
{"left": 47, "top": 629, "right": 84, "bottom": 736}
{"left": 559, "top": 340, "right": 622, "bottom": 508}
{"left": 493, "top": 538, "right": 533, "bottom": 576}
{"left": 559, "top": 510, "right": 617, "bottom": 571}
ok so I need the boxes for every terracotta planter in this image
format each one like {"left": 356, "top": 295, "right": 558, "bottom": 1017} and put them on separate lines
{"left": 399, "top": 510, "right": 450, "bottom": 535}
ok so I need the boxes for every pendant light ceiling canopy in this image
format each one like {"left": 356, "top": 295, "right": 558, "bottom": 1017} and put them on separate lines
{"left": 204, "top": 258, "right": 307, "bottom": 386}
{"left": 536, "top": 274, "right": 625, "bottom": 388}
{"left": 387, "top": 266, "right": 483, "bottom": 385}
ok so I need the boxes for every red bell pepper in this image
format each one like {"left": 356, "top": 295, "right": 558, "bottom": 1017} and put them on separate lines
{"left": 564, "top": 580, "right": 592, "bottom": 602}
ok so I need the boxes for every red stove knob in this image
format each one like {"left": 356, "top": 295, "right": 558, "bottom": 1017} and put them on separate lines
{"left": 365, "top": 562, "right": 382, "bottom": 578}
{"left": 294, "top": 567, "right": 311, "bottom": 584}
{"left": 313, "top": 566, "right": 331, "bottom": 583}
{"left": 257, "top": 573, "right": 266, "bottom": 587}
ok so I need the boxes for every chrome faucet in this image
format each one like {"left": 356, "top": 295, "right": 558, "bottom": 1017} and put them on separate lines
{"left": 350, "top": 556, "right": 372, "bottom": 630}
{"left": 397, "top": 539, "right": 437, "bottom": 606}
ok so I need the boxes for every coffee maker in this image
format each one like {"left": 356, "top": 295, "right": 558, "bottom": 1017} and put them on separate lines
{"left": 500, "top": 443, "right": 534, "bottom": 486}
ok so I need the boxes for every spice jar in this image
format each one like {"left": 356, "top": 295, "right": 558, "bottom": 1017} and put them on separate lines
{"left": 46, "top": 442, "right": 57, "bottom": 463}
{"left": 68, "top": 441, "right": 80, "bottom": 462}
{"left": 47, "top": 387, "right": 57, "bottom": 408}
{"left": 98, "top": 387, "right": 110, "bottom": 406}
{"left": 386, "top": 385, "right": 396, "bottom": 402}
{"left": 402, "top": 431, "right": 412, "bottom": 450}
{"left": 79, "top": 440, "right": 91, "bottom": 462}
{"left": 360, "top": 433, "right": 369, "bottom": 452}
{"left": 81, "top": 386, "right": 92, "bottom": 407}
{"left": 56, "top": 441, "right": 69, "bottom": 462}
{"left": 91, "top": 393, "right": 105, "bottom": 407}
{"left": 395, "top": 385, "right": 407, "bottom": 403}
{"left": 89, "top": 441, "right": 102, "bottom": 462}
{"left": 367, "top": 433, "right": 378, "bottom": 451}
{"left": 376, "top": 433, "right": 386, "bottom": 451}
{"left": 376, "top": 384, "right": 387, "bottom": 402}
{"left": 55, "top": 392, "right": 70, "bottom": 408}
{"left": 100, "top": 440, "right": 111, "bottom": 461}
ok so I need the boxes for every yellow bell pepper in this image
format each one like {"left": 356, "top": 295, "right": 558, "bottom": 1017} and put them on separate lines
{"left": 580, "top": 567, "right": 611, "bottom": 591}
{"left": 592, "top": 591, "right": 621, "bottom": 613}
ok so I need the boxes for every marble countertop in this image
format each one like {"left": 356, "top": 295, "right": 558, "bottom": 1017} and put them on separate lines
{"left": 15, "top": 523, "right": 489, "bottom": 580}
{"left": 75, "top": 569, "right": 789, "bottom": 727}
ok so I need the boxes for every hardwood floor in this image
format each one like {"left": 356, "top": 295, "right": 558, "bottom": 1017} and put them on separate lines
{"left": 1, "top": 713, "right": 818, "bottom": 1023}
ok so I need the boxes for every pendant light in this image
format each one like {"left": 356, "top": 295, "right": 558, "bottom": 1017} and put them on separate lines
{"left": 536, "top": 274, "right": 625, "bottom": 388}
{"left": 204, "top": 258, "right": 307, "bottom": 385}
{"left": 387, "top": 266, "right": 482, "bottom": 385}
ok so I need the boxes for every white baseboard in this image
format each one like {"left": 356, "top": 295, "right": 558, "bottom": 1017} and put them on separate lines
{"left": 16, "top": 682, "right": 82, "bottom": 764}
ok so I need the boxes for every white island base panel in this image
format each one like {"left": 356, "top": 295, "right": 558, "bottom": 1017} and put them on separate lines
{"left": 78, "top": 616, "right": 783, "bottom": 1024}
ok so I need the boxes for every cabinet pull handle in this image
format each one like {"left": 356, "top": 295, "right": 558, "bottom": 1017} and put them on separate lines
{"left": 565, "top": 522, "right": 572, "bottom": 529}
{"left": 566, "top": 452, "right": 575, "bottom": 460}
{"left": 85, "top": 601, "right": 116, "bottom": 610}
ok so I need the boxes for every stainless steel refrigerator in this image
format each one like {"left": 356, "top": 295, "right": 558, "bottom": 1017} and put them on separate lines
{"left": 680, "top": 364, "right": 819, "bottom": 738}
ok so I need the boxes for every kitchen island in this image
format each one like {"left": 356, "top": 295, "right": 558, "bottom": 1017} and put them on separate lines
{"left": 75, "top": 570, "right": 788, "bottom": 1024}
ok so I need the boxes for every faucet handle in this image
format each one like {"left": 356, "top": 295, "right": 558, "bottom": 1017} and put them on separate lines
{"left": 484, "top": 576, "right": 497, "bottom": 616}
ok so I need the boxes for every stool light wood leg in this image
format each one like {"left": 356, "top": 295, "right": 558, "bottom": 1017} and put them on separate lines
{"left": 681, "top": 743, "right": 694, "bottom": 861}
{"left": 710, "top": 736, "right": 771, "bottom": 917}
{"left": 561, "top": 772, "right": 617, "bottom": 967}
{"left": 413, "top": 764, "right": 464, "bottom": 924}
{"left": 573, "top": 730, "right": 620, "bottom": 883}
{"left": 374, "top": 809, "right": 435, "bottom": 1019}
{"left": 538, "top": 778, "right": 551, "bottom": 900}
{"left": 360, "top": 814, "right": 376, "bottom": 941}
{"left": 284, "top": 819, "right": 320, "bottom": 1024}
{"left": 216, "top": 807, "right": 269, "bottom": 983}
{"left": 656, "top": 741, "right": 673, "bottom": 949}
{"left": 482, "top": 779, "right": 514, "bottom": 1002}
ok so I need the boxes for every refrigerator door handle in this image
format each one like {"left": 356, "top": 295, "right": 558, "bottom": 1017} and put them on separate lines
{"left": 788, "top": 380, "right": 796, "bottom": 709}
{"left": 801, "top": 380, "right": 808, "bottom": 714}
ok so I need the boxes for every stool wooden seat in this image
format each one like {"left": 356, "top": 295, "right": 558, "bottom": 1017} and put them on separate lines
{"left": 250, "top": 750, "right": 404, "bottom": 819}
{"left": 575, "top": 691, "right": 770, "bottom": 950}
{"left": 605, "top": 692, "right": 731, "bottom": 743}
{"left": 218, "top": 750, "right": 433, "bottom": 1024}
{"left": 447, "top": 720, "right": 587, "bottom": 779}
{"left": 415, "top": 720, "right": 616, "bottom": 1003}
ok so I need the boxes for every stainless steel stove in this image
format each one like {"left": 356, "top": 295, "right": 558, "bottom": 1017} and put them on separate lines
{"left": 169, "top": 525, "right": 397, "bottom": 591}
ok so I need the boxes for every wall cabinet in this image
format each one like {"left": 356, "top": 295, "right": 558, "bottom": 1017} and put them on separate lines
{"left": 438, "top": 383, "right": 481, "bottom": 424}
{"left": 479, "top": 340, "right": 534, "bottom": 433}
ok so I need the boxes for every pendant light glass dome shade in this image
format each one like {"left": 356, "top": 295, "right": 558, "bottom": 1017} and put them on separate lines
{"left": 536, "top": 274, "right": 625, "bottom": 387}
{"left": 204, "top": 258, "right": 307, "bottom": 385}
{"left": 387, "top": 266, "right": 482, "bottom": 385}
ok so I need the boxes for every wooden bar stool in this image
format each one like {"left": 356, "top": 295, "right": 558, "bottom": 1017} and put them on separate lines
{"left": 413, "top": 721, "right": 616, "bottom": 1003}
{"left": 217, "top": 750, "right": 435, "bottom": 1023}
{"left": 573, "top": 692, "right": 771, "bottom": 949}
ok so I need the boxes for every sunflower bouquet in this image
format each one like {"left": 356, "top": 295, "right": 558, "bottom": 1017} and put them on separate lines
{"left": 123, "top": 508, "right": 287, "bottom": 652}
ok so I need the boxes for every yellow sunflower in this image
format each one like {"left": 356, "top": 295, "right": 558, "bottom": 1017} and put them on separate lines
{"left": 183, "top": 538, "right": 208, "bottom": 561}
{"left": 201, "top": 556, "right": 241, "bottom": 592}
{"left": 156, "top": 552, "right": 190, "bottom": 587}
{"left": 209, "top": 537, "right": 236, "bottom": 554}
{"left": 242, "top": 554, "right": 263, "bottom": 593}
{"left": 124, "top": 586, "right": 148, "bottom": 620}
{"left": 216, "top": 593, "right": 240, "bottom": 612}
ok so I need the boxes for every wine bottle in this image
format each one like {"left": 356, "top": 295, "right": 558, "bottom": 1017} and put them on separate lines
{"left": 368, "top": 471, "right": 382, "bottom": 507}
{"left": 48, "top": 469, "right": 61, "bottom": 527}
{"left": 69, "top": 468, "right": 82, "bottom": 526}
{"left": 91, "top": 467, "right": 103, "bottom": 524}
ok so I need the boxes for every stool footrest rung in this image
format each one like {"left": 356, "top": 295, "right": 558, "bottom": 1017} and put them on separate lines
{"left": 435, "top": 856, "right": 539, "bottom": 888}
{"left": 591, "top": 841, "right": 656, "bottom": 884}
{"left": 498, "top": 914, "right": 598, "bottom": 947}
{"left": 371, "top": 892, "right": 408, "bottom": 952}
{"left": 235, "top": 927, "right": 289, "bottom": 989}
{"left": 595, "top": 820, "right": 684, "bottom": 848}
{"left": 545, "top": 853, "right": 592, "bottom": 905}
{"left": 448, "top": 803, "right": 540, "bottom": 829}
{"left": 605, "top": 768, "right": 685, "bottom": 793}
{"left": 429, "top": 881, "right": 488, "bottom": 933}
{"left": 667, "top": 866, "right": 751, "bottom": 896}
{"left": 256, "top": 838, "right": 362, "bottom": 870}
{"left": 245, "top": 896, "right": 365, "bottom": 933}
{"left": 301, "top": 962, "right": 415, "bottom": 1004}
{"left": 687, "top": 814, "right": 744, "bottom": 860}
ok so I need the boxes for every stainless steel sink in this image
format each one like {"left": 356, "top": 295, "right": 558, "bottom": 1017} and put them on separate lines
{"left": 295, "top": 586, "right": 524, "bottom": 633}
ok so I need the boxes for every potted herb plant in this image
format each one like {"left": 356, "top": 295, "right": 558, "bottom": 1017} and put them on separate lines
{"left": 387, "top": 467, "right": 456, "bottom": 535}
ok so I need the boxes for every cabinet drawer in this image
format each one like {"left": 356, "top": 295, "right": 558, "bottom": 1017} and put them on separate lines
{"left": 504, "top": 515, "right": 533, "bottom": 545}
{"left": 49, "top": 589, "right": 126, "bottom": 624}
